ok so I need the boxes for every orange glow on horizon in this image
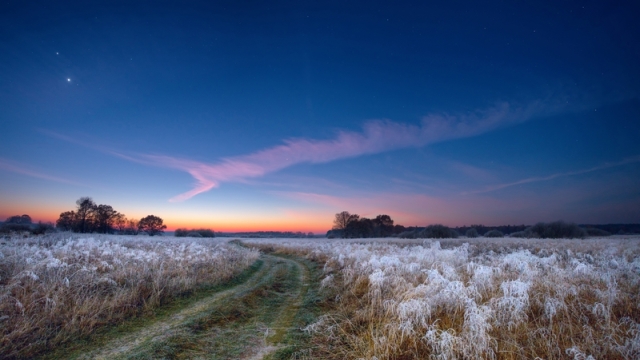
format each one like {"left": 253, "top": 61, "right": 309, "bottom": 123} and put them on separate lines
{"left": 1, "top": 190, "right": 523, "bottom": 235}
{"left": 0, "top": 204, "right": 59, "bottom": 224}
{"left": 164, "top": 217, "right": 331, "bottom": 234}
{"left": 0, "top": 205, "right": 332, "bottom": 234}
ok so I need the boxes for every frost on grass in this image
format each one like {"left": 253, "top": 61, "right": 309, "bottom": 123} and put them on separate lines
{"left": 0, "top": 233, "right": 259, "bottom": 358}
{"left": 243, "top": 236, "right": 640, "bottom": 359}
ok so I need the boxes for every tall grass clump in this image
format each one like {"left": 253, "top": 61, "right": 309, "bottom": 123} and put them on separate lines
{"left": 242, "top": 236, "right": 640, "bottom": 359}
{"left": 0, "top": 233, "right": 259, "bottom": 358}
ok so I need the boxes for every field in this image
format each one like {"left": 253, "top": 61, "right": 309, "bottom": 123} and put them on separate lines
{"left": 242, "top": 236, "right": 640, "bottom": 359}
{"left": 1, "top": 234, "right": 640, "bottom": 359}
{"left": 0, "top": 233, "right": 260, "bottom": 358}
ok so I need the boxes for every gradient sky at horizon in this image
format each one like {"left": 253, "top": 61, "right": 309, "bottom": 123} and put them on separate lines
{"left": 1, "top": 1, "right": 639, "bottom": 233}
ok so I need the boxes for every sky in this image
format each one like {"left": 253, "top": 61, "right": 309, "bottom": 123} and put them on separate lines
{"left": 1, "top": 0, "right": 639, "bottom": 233}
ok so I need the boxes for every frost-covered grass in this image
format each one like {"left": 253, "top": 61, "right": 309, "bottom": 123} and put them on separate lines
{"left": 243, "top": 236, "right": 640, "bottom": 359}
{"left": 0, "top": 233, "right": 259, "bottom": 358}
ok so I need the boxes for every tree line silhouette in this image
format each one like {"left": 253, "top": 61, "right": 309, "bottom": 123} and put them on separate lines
{"left": 329, "top": 211, "right": 408, "bottom": 238}
{"left": 174, "top": 228, "right": 215, "bottom": 238}
{"left": 0, "top": 214, "right": 56, "bottom": 235}
{"left": 55, "top": 197, "right": 167, "bottom": 236}
{"left": 327, "top": 211, "right": 635, "bottom": 239}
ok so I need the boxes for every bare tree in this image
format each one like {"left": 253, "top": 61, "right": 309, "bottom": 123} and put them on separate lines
{"left": 56, "top": 211, "right": 76, "bottom": 231}
{"left": 76, "top": 197, "right": 96, "bottom": 233}
{"left": 125, "top": 218, "right": 139, "bottom": 235}
{"left": 94, "top": 204, "right": 119, "bottom": 233}
{"left": 113, "top": 213, "right": 127, "bottom": 233}
{"left": 333, "top": 211, "right": 360, "bottom": 231}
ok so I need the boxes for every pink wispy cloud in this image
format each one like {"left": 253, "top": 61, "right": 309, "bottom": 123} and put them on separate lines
{"left": 41, "top": 101, "right": 548, "bottom": 202}
{"left": 0, "top": 158, "right": 82, "bottom": 185}
{"left": 131, "top": 101, "right": 546, "bottom": 201}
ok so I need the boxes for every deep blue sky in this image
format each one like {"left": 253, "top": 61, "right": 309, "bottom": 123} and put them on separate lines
{"left": 1, "top": 0, "right": 639, "bottom": 231}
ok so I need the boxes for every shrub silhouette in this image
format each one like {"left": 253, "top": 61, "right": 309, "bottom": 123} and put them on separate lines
{"left": 484, "top": 229, "right": 504, "bottom": 238}
{"left": 420, "top": 224, "right": 458, "bottom": 239}
{"left": 526, "top": 221, "right": 587, "bottom": 239}
{"left": 584, "top": 227, "right": 611, "bottom": 237}
{"left": 1, "top": 216, "right": 57, "bottom": 236}
{"left": 398, "top": 230, "right": 418, "bottom": 239}
{"left": 509, "top": 221, "right": 587, "bottom": 239}
{"left": 0, "top": 223, "right": 31, "bottom": 234}
{"left": 175, "top": 228, "right": 215, "bottom": 238}
{"left": 466, "top": 228, "right": 479, "bottom": 238}
{"left": 5, "top": 215, "right": 32, "bottom": 224}
{"left": 31, "top": 222, "right": 55, "bottom": 235}
{"left": 1, "top": 215, "right": 34, "bottom": 234}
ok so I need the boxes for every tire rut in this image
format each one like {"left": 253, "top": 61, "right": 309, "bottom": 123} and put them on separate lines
{"left": 65, "top": 256, "right": 278, "bottom": 359}
{"left": 244, "top": 255, "right": 310, "bottom": 359}
{"left": 265, "top": 257, "right": 309, "bottom": 344}
{"left": 49, "top": 253, "right": 313, "bottom": 360}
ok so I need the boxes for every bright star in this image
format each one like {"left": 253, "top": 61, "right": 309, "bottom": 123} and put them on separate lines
{"left": 67, "top": 78, "right": 71, "bottom": 82}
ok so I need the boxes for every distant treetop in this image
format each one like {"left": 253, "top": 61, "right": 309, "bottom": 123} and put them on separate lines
{"left": 5, "top": 214, "right": 32, "bottom": 224}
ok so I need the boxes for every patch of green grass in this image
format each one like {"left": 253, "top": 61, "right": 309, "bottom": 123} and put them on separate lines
{"left": 125, "top": 326, "right": 262, "bottom": 360}
{"left": 127, "top": 260, "right": 298, "bottom": 359}
{"left": 42, "top": 252, "right": 332, "bottom": 360}
{"left": 126, "top": 332, "right": 199, "bottom": 360}
{"left": 265, "top": 256, "right": 328, "bottom": 359}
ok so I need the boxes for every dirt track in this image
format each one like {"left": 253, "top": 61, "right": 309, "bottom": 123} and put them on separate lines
{"left": 43, "top": 253, "right": 312, "bottom": 360}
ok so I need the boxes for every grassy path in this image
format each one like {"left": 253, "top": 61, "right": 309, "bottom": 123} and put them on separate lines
{"left": 40, "top": 251, "right": 321, "bottom": 360}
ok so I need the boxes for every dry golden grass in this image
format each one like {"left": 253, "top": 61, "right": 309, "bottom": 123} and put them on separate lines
{"left": 243, "top": 236, "right": 640, "bottom": 359}
{"left": 0, "top": 233, "right": 259, "bottom": 359}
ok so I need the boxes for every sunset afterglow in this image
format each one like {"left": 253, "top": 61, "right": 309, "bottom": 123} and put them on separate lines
{"left": 1, "top": 1, "right": 639, "bottom": 233}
